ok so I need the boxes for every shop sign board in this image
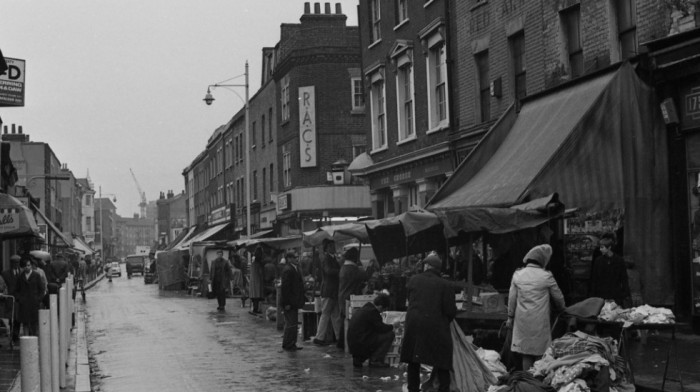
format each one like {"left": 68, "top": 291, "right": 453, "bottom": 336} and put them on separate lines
{"left": 0, "top": 57, "right": 26, "bottom": 107}
{"left": 298, "top": 86, "right": 317, "bottom": 167}
{"left": 277, "top": 193, "right": 290, "bottom": 212}
{"left": 681, "top": 83, "right": 700, "bottom": 131}
{"left": 369, "top": 159, "right": 453, "bottom": 190}
{"left": 38, "top": 224, "right": 47, "bottom": 240}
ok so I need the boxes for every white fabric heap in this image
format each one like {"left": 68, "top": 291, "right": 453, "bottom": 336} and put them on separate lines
{"left": 477, "top": 348, "right": 508, "bottom": 379}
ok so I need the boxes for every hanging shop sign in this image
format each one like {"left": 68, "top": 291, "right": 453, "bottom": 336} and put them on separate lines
{"left": 681, "top": 82, "right": 700, "bottom": 131}
{"left": 277, "top": 193, "right": 291, "bottom": 212}
{"left": 299, "top": 86, "right": 317, "bottom": 167}
{"left": 0, "top": 57, "right": 26, "bottom": 107}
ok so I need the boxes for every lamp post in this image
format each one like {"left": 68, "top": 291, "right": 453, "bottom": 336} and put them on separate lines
{"left": 98, "top": 186, "right": 117, "bottom": 261}
{"left": 203, "top": 61, "right": 250, "bottom": 237}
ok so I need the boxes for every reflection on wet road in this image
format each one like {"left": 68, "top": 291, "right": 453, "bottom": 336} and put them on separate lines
{"left": 86, "top": 269, "right": 406, "bottom": 391}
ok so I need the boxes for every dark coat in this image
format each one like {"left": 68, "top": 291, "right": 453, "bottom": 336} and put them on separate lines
{"left": 400, "top": 269, "right": 457, "bottom": 369}
{"left": 320, "top": 253, "right": 340, "bottom": 299}
{"left": 338, "top": 262, "right": 367, "bottom": 315}
{"left": 211, "top": 257, "right": 233, "bottom": 294}
{"left": 49, "top": 258, "right": 70, "bottom": 284}
{"left": 347, "top": 302, "right": 393, "bottom": 359}
{"left": 248, "top": 255, "right": 265, "bottom": 299}
{"left": 280, "top": 263, "right": 305, "bottom": 310}
{"left": 590, "top": 253, "right": 630, "bottom": 305}
{"left": 15, "top": 270, "right": 44, "bottom": 325}
{"left": 1, "top": 268, "right": 20, "bottom": 297}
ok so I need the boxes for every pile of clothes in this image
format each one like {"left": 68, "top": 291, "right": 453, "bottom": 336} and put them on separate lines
{"left": 598, "top": 302, "right": 675, "bottom": 324}
{"left": 488, "top": 331, "right": 631, "bottom": 392}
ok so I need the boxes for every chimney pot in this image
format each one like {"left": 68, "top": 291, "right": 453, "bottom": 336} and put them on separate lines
{"left": 11, "top": 124, "right": 16, "bottom": 134}
{"left": 325, "top": 2, "right": 331, "bottom": 14}
{"left": 314, "top": 2, "right": 320, "bottom": 13}
{"left": 18, "top": 125, "right": 22, "bottom": 134}
{"left": 304, "top": 2, "right": 310, "bottom": 14}
{"left": 335, "top": 3, "right": 342, "bottom": 14}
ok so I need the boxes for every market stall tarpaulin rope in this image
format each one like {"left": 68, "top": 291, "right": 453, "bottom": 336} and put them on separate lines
{"left": 0, "top": 193, "right": 41, "bottom": 239}
{"left": 428, "top": 62, "right": 671, "bottom": 304}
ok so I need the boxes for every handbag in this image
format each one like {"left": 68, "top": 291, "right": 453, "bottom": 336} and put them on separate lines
{"left": 206, "top": 283, "right": 216, "bottom": 299}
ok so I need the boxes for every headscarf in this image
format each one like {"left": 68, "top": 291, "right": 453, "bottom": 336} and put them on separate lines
{"left": 522, "top": 244, "right": 553, "bottom": 268}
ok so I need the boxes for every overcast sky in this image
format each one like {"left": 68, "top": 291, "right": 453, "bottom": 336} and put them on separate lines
{"left": 1, "top": 0, "right": 359, "bottom": 218}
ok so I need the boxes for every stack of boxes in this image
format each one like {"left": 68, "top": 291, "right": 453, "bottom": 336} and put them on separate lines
{"left": 382, "top": 311, "right": 405, "bottom": 367}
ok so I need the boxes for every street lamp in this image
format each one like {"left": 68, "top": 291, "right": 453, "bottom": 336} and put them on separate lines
{"left": 203, "top": 61, "right": 251, "bottom": 237}
{"left": 98, "top": 185, "right": 117, "bottom": 261}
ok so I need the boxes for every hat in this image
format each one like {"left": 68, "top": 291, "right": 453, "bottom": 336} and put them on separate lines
{"left": 285, "top": 251, "right": 298, "bottom": 260}
{"left": 10, "top": 255, "right": 21, "bottom": 262}
{"left": 343, "top": 247, "right": 359, "bottom": 263}
{"left": 423, "top": 254, "right": 442, "bottom": 270}
{"left": 523, "top": 244, "right": 553, "bottom": 267}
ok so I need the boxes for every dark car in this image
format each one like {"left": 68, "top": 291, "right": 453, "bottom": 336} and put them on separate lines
{"left": 125, "top": 254, "right": 146, "bottom": 278}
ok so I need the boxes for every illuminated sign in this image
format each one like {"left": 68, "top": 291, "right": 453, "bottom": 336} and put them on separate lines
{"left": 299, "top": 86, "right": 317, "bottom": 167}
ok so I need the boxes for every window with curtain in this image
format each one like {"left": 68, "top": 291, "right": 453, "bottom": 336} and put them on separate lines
{"left": 510, "top": 32, "right": 526, "bottom": 100}
{"left": 615, "top": 0, "right": 636, "bottom": 59}
{"left": 561, "top": 5, "right": 583, "bottom": 78}
{"left": 475, "top": 50, "right": 490, "bottom": 122}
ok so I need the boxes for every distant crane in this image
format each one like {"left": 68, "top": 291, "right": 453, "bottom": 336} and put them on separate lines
{"left": 129, "top": 168, "right": 147, "bottom": 218}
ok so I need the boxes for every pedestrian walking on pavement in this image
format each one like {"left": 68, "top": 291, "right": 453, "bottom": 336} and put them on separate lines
{"left": 1, "top": 255, "right": 22, "bottom": 341}
{"left": 313, "top": 239, "right": 342, "bottom": 346}
{"left": 401, "top": 253, "right": 457, "bottom": 392}
{"left": 280, "top": 250, "right": 305, "bottom": 351}
{"left": 249, "top": 246, "right": 266, "bottom": 315}
{"left": 15, "top": 257, "right": 45, "bottom": 336}
{"left": 211, "top": 250, "right": 233, "bottom": 311}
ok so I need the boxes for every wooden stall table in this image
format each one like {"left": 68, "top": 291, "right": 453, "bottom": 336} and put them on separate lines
{"left": 563, "top": 316, "right": 682, "bottom": 391}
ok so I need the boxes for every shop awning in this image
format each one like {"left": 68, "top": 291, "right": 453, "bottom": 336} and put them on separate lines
{"left": 177, "top": 222, "right": 230, "bottom": 250}
{"left": 33, "top": 207, "right": 74, "bottom": 247}
{"left": 429, "top": 63, "right": 671, "bottom": 303}
{"left": 0, "top": 193, "right": 41, "bottom": 239}
{"left": 164, "top": 226, "right": 197, "bottom": 251}
{"left": 72, "top": 236, "right": 94, "bottom": 255}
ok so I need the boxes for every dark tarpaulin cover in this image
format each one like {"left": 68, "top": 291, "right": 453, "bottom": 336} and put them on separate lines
{"left": 429, "top": 64, "right": 671, "bottom": 304}
{"left": 156, "top": 249, "right": 188, "bottom": 290}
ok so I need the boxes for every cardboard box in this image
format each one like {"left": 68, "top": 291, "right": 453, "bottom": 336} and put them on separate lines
{"left": 480, "top": 292, "right": 507, "bottom": 313}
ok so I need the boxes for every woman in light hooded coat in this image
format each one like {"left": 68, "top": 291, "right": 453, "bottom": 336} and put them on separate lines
{"left": 506, "top": 244, "right": 565, "bottom": 371}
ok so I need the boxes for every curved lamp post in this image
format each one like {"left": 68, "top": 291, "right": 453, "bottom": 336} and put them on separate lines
{"left": 203, "top": 61, "right": 250, "bottom": 237}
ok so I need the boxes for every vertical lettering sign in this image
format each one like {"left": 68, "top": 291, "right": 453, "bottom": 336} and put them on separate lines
{"left": 684, "top": 85, "right": 700, "bottom": 130}
{"left": 0, "top": 58, "right": 26, "bottom": 107}
{"left": 299, "top": 86, "right": 317, "bottom": 167}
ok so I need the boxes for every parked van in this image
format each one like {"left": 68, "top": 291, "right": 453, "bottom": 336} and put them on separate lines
{"left": 125, "top": 254, "right": 146, "bottom": 278}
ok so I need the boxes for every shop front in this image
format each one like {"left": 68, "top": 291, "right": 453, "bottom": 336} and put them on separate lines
{"left": 645, "top": 27, "right": 700, "bottom": 331}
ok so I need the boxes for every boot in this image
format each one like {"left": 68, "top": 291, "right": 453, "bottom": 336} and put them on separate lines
{"left": 241, "top": 297, "right": 247, "bottom": 308}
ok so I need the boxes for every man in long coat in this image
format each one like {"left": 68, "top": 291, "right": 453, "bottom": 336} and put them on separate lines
{"left": 210, "top": 250, "right": 233, "bottom": 311}
{"left": 15, "top": 257, "right": 45, "bottom": 336}
{"left": 248, "top": 246, "right": 266, "bottom": 314}
{"left": 401, "top": 253, "right": 457, "bottom": 392}
{"left": 313, "top": 239, "right": 342, "bottom": 346}
{"left": 1, "top": 255, "right": 22, "bottom": 341}
{"left": 280, "top": 251, "right": 306, "bottom": 351}
{"left": 337, "top": 247, "right": 366, "bottom": 350}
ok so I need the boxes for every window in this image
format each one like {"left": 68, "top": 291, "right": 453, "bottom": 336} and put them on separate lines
{"left": 253, "top": 170, "right": 258, "bottom": 201}
{"left": 351, "top": 77, "right": 365, "bottom": 111}
{"left": 369, "top": 71, "right": 387, "bottom": 150}
{"left": 85, "top": 195, "right": 91, "bottom": 206}
{"left": 510, "top": 32, "right": 526, "bottom": 100}
{"left": 408, "top": 183, "right": 419, "bottom": 208}
{"left": 369, "top": 0, "right": 381, "bottom": 43}
{"left": 427, "top": 40, "right": 449, "bottom": 130}
{"left": 262, "top": 168, "right": 267, "bottom": 204}
{"left": 268, "top": 108, "right": 273, "bottom": 142}
{"left": 269, "top": 163, "right": 274, "bottom": 192}
{"left": 86, "top": 216, "right": 92, "bottom": 227}
{"left": 281, "top": 76, "right": 290, "bottom": 121}
{"left": 261, "top": 115, "right": 265, "bottom": 148}
{"left": 561, "top": 5, "right": 583, "bottom": 78}
{"left": 283, "top": 144, "right": 291, "bottom": 187}
{"left": 396, "top": 61, "right": 415, "bottom": 141}
{"left": 251, "top": 121, "right": 256, "bottom": 147}
{"left": 475, "top": 50, "right": 490, "bottom": 122}
{"left": 615, "top": 0, "right": 637, "bottom": 59}
{"left": 395, "top": 0, "right": 408, "bottom": 25}
{"left": 353, "top": 143, "right": 367, "bottom": 158}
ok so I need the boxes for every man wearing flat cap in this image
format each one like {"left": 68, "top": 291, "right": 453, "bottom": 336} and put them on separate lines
{"left": 401, "top": 252, "right": 457, "bottom": 392}
{"left": 280, "top": 250, "right": 306, "bottom": 351}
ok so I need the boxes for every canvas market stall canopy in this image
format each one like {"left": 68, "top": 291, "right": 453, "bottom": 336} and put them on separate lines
{"left": 0, "top": 193, "right": 41, "bottom": 239}
{"left": 428, "top": 63, "right": 671, "bottom": 304}
{"left": 72, "top": 236, "right": 94, "bottom": 256}
{"left": 176, "top": 222, "right": 230, "bottom": 251}
{"left": 229, "top": 235, "right": 302, "bottom": 251}
{"left": 33, "top": 207, "right": 74, "bottom": 248}
{"left": 302, "top": 222, "right": 369, "bottom": 247}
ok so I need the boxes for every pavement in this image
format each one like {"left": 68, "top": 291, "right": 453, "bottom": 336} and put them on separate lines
{"left": 2, "top": 274, "right": 699, "bottom": 391}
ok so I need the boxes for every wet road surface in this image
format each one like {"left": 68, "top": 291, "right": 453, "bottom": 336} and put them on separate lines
{"left": 85, "top": 265, "right": 408, "bottom": 391}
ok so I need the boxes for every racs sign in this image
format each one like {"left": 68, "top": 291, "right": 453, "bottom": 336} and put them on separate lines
{"left": 298, "top": 86, "right": 317, "bottom": 168}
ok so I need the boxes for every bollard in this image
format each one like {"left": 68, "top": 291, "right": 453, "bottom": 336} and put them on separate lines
{"left": 38, "top": 310, "right": 52, "bottom": 392}
{"left": 20, "top": 336, "right": 40, "bottom": 392}
{"left": 58, "top": 287, "right": 67, "bottom": 388}
{"left": 50, "top": 294, "right": 59, "bottom": 392}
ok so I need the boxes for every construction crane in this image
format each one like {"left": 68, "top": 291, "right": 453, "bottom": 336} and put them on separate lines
{"left": 129, "top": 168, "right": 147, "bottom": 218}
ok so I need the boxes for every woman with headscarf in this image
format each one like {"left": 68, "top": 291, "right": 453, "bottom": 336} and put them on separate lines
{"left": 506, "top": 244, "right": 566, "bottom": 371}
